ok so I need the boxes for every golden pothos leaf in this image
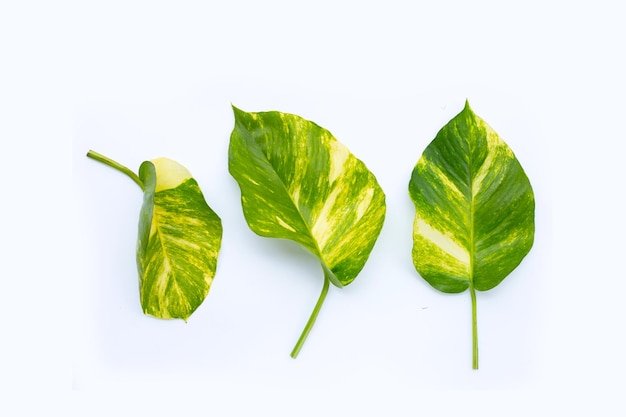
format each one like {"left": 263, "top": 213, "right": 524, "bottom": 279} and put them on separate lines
{"left": 228, "top": 107, "right": 386, "bottom": 357}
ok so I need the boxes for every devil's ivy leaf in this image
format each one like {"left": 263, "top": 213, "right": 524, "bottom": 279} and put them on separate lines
{"left": 228, "top": 107, "right": 386, "bottom": 357}
{"left": 408, "top": 101, "right": 534, "bottom": 369}
{"left": 87, "top": 151, "right": 222, "bottom": 321}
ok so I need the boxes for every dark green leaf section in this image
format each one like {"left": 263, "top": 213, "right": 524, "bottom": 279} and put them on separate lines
{"left": 228, "top": 106, "right": 386, "bottom": 287}
{"left": 409, "top": 101, "right": 534, "bottom": 293}
{"left": 137, "top": 160, "right": 223, "bottom": 320}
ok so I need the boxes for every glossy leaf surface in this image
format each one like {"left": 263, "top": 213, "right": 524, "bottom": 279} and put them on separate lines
{"left": 229, "top": 107, "right": 386, "bottom": 287}
{"left": 228, "top": 107, "right": 385, "bottom": 356}
{"left": 88, "top": 151, "right": 222, "bottom": 321}
{"left": 408, "top": 101, "right": 534, "bottom": 367}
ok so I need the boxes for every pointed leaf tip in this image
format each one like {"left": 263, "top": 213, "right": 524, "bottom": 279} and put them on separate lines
{"left": 231, "top": 104, "right": 242, "bottom": 117}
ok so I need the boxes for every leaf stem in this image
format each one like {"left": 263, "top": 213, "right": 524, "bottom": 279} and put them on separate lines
{"left": 86, "top": 150, "right": 144, "bottom": 190}
{"left": 290, "top": 273, "right": 330, "bottom": 358}
{"left": 470, "top": 282, "right": 479, "bottom": 369}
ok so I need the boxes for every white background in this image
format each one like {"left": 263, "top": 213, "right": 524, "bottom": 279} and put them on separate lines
{"left": 2, "top": 0, "right": 625, "bottom": 415}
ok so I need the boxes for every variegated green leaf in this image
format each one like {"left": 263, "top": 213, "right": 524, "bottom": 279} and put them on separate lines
{"left": 87, "top": 151, "right": 223, "bottom": 321}
{"left": 228, "top": 107, "right": 386, "bottom": 357}
{"left": 137, "top": 158, "right": 223, "bottom": 320}
{"left": 408, "top": 101, "right": 534, "bottom": 368}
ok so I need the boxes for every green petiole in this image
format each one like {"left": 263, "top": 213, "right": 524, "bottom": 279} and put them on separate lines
{"left": 86, "top": 150, "right": 144, "bottom": 190}
{"left": 290, "top": 274, "right": 330, "bottom": 358}
{"left": 470, "top": 283, "right": 478, "bottom": 369}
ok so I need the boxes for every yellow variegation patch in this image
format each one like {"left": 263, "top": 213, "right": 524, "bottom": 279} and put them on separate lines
{"left": 151, "top": 157, "right": 192, "bottom": 192}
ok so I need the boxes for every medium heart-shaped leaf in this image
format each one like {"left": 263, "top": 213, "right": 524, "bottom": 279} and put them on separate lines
{"left": 228, "top": 107, "right": 386, "bottom": 357}
{"left": 408, "top": 101, "right": 534, "bottom": 368}
{"left": 87, "top": 151, "right": 223, "bottom": 321}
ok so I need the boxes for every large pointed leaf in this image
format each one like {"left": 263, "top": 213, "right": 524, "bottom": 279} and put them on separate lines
{"left": 87, "top": 151, "right": 223, "bottom": 321}
{"left": 408, "top": 101, "right": 534, "bottom": 368}
{"left": 228, "top": 107, "right": 386, "bottom": 357}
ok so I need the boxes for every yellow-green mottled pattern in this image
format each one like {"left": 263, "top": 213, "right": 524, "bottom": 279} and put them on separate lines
{"left": 137, "top": 160, "right": 222, "bottom": 320}
{"left": 228, "top": 107, "right": 386, "bottom": 287}
{"left": 409, "top": 101, "right": 534, "bottom": 293}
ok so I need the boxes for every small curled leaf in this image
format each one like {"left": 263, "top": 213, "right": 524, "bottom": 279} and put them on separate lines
{"left": 87, "top": 151, "right": 223, "bottom": 321}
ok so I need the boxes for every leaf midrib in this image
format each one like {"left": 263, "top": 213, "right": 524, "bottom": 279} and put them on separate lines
{"left": 152, "top": 205, "right": 183, "bottom": 298}
{"left": 256, "top": 142, "right": 345, "bottom": 289}
{"left": 465, "top": 125, "right": 476, "bottom": 289}
{"left": 256, "top": 138, "right": 325, "bottom": 261}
